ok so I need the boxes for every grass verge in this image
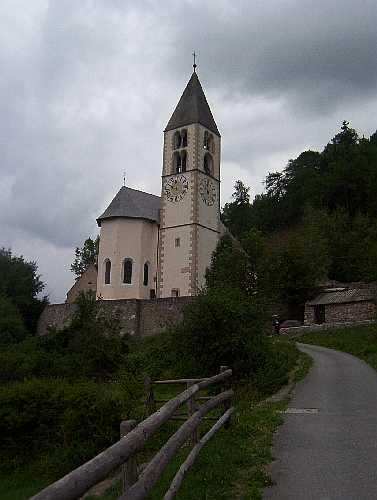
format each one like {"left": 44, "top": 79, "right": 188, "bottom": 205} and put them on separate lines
{"left": 298, "top": 324, "right": 377, "bottom": 370}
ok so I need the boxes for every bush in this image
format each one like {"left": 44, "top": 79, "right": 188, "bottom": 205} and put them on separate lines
{"left": 172, "top": 289, "right": 264, "bottom": 377}
{"left": 0, "top": 377, "right": 141, "bottom": 475}
{"left": 0, "top": 295, "right": 27, "bottom": 344}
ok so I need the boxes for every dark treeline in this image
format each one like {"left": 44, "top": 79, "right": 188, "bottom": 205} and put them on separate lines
{"left": 221, "top": 122, "right": 377, "bottom": 312}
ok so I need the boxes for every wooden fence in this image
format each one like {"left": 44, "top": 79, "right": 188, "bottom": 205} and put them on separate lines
{"left": 31, "top": 366, "right": 233, "bottom": 500}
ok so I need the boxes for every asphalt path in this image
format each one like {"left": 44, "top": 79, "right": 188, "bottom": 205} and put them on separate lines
{"left": 263, "top": 343, "right": 377, "bottom": 500}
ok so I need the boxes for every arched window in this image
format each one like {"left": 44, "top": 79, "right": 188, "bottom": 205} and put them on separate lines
{"left": 104, "top": 259, "right": 111, "bottom": 284}
{"left": 181, "top": 150, "right": 187, "bottom": 172}
{"left": 173, "top": 131, "right": 181, "bottom": 150}
{"left": 181, "top": 129, "right": 188, "bottom": 147}
{"left": 204, "top": 131, "right": 214, "bottom": 152}
{"left": 173, "top": 151, "right": 181, "bottom": 173}
{"left": 204, "top": 153, "right": 213, "bottom": 175}
{"left": 143, "top": 262, "right": 149, "bottom": 286}
{"left": 123, "top": 258, "right": 133, "bottom": 284}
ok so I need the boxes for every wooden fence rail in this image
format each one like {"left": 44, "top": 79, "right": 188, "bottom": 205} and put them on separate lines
{"left": 30, "top": 367, "right": 233, "bottom": 500}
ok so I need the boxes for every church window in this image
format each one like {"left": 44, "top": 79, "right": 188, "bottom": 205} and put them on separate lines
{"left": 173, "top": 151, "right": 187, "bottom": 174}
{"left": 173, "top": 151, "right": 181, "bottom": 173}
{"left": 181, "top": 150, "right": 187, "bottom": 172}
{"left": 204, "top": 153, "right": 213, "bottom": 175}
{"left": 204, "top": 131, "right": 214, "bottom": 153}
{"left": 181, "top": 129, "right": 188, "bottom": 147}
{"left": 123, "top": 258, "right": 133, "bottom": 284}
{"left": 175, "top": 237, "right": 180, "bottom": 248}
{"left": 171, "top": 288, "right": 180, "bottom": 297}
{"left": 173, "top": 131, "right": 182, "bottom": 149}
{"left": 143, "top": 262, "right": 149, "bottom": 286}
{"left": 104, "top": 259, "right": 111, "bottom": 284}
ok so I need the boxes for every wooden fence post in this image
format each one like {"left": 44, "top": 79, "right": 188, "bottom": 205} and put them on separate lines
{"left": 144, "top": 376, "right": 156, "bottom": 416}
{"left": 186, "top": 382, "right": 198, "bottom": 444}
{"left": 120, "top": 420, "right": 138, "bottom": 495}
{"left": 220, "top": 366, "right": 231, "bottom": 428}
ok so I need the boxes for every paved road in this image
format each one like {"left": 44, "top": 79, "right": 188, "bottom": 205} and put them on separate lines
{"left": 263, "top": 343, "right": 377, "bottom": 500}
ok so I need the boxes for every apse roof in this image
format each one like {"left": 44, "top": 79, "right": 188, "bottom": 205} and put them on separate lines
{"left": 97, "top": 186, "right": 160, "bottom": 226}
{"left": 165, "top": 72, "right": 220, "bottom": 136}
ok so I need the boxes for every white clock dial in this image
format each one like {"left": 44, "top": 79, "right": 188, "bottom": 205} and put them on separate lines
{"left": 164, "top": 175, "right": 189, "bottom": 203}
{"left": 199, "top": 178, "right": 216, "bottom": 206}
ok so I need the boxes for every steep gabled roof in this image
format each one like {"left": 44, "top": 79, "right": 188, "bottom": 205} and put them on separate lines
{"left": 97, "top": 186, "right": 160, "bottom": 226}
{"left": 165, "top": 72, "right": 220, "bottom": 136}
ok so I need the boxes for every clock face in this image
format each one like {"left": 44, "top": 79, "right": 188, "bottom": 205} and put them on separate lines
{"left": 164, "top": 175, "right": 189, "bottom": 203}
{"left": 199, "top": 178, "right": 217, "bottom": 206}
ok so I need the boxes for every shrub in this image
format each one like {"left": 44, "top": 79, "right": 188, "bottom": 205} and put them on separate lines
{"left": 0, "top": 295, "right": 27, "bottom": 344}
{"left": 0, "top": 377, "right": 141, "bottom": 475}
{"left": 172, "top": 289, "right": 265, "bottom": 378}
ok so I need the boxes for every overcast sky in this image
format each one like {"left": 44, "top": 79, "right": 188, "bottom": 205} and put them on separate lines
{"left": 1, "top": 0, "right": 377, "bottom": 302}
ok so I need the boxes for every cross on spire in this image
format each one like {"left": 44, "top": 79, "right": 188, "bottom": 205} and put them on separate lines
{"left": 192, "top": 51, "right": 197, "bottom": 72}
{"left": 123, "top": 171, "right": 126, "bottom": 187}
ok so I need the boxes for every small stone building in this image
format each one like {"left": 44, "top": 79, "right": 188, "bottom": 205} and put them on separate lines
{"left": 66, "top": 264, "right": 98, "bottom": 304}
{"left": 304, "top": 288, "right": 376, "bottom": 326}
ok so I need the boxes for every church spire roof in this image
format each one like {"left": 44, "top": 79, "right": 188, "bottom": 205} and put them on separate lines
{"left": 165, "top": 72, "right": 220, "bottom": 136}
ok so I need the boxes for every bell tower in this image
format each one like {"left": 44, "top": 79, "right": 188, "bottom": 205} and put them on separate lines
{"left": 157, "top": 69, "right": 221, "bottom": 298}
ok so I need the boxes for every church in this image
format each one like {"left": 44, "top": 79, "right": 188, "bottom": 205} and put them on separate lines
{"left": 68, "top": 68, "right": 224, "bottom": 303}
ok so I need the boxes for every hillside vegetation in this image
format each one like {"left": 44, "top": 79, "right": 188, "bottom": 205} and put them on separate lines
{"left": 222, "top": 122, "right": 377, "bottom": 314}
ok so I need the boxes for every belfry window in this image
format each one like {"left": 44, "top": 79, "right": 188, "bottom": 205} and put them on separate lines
{"left": 181, "top": 129, "right": 187, "bottom": 147}
{"left": 104, "top": 259, "right": 111, "bottom": 284}
{"left": 204, "top": 131, "right": 214, "bottom": 152}
{"left": 204, "top": 153, "right": 213, "bottom": 176}
{"left": 143, "top": 262, "right": 149, "bottom": 286}
{"left": 173, "top": 151, "right": 187, "bottom": 174}
{"left": 173, "top": 129, "right": 188, "bottom": 150}
{"left": 173, "top": 131, "right": 182, "bottom": 149}
{"left": 123, "top": 258, "right": 133, "bottom": 284}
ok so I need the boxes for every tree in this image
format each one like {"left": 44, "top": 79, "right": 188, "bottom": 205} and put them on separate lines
{"left": 71, "top": 236, "right": 99, "bottom": 278}
{"left": 205, "top": 235, "right": 254, "bottom": 295}
{"left": 0, "top": 295, "right": 27, "bottom": 344}
{"left": 221, "top": 181, "right": 253, "bottom": 238}
{"left": 0, "top": 248, "right": 46, "bottom": 334}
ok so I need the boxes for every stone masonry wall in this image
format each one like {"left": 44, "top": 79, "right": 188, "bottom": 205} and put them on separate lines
{"left": 304, "top": 300, "right": 376, "bottom": 327}
{"left": 37, "top": 297, "right": 194, "bottom": 337}
{"left": 325, "top": 301, "right": 376, "bottom": 323}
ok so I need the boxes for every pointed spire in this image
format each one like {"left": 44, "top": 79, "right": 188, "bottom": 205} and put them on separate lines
{"left": 165, "top": 72, "right": 220, "bottom": 136}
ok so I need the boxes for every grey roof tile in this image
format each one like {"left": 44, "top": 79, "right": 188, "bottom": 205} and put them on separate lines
{"left": 97, "top": 186, "right": 160, "bottom": 226}
{"left": 165, "top": 72, "right": 220, "bottom": 136}
{"left": 307, "top": 288, "right": 375, "bottom": 306}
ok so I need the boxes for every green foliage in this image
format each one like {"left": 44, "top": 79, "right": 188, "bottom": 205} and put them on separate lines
{"left": 0, "top": 248, "right": 46, "bottom": 334}
{"left": 299, "top": 325, "right": 377, "bottom": 372}
{"left": 0, "top": 295, "right": 27, "bottom": 344}
{"left": 71, "top": 236, "right": 99, "bottom": 277}
{"left": 205, "top": 235, "right": 255, "bottom": 295}
{"left": 0, "top": 291, "right": 131, "bottom": 382}
{"left": 222, "top": 122, "right": 377, "bottom": 296}
{"left": 222, "top": 181, "right": 254, "bottom": 237}
{"left": 0, "top": 378, "right": 140, "bottom": 475}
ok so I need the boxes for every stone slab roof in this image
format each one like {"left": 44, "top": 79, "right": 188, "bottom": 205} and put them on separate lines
{"left": 307, "top": 288, "right": 375, "bottom": 306}
{"left": 165, "top": 72, "right": 220, "bottom": 136}
{"left": 97, "top": 186, "right": 161, "bottom": 226}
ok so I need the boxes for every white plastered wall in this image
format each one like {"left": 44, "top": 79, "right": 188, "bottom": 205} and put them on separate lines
{"left": 97, "top": 218, "right": 158, "bottom": 300}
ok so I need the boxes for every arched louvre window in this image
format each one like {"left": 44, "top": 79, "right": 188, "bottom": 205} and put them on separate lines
{"left": 123, "top": 258, "right": 133, "bottom": 284}
{"left": 173, "top": 152, "right": 182, "bottom": 173}
{"left": 173, "top": 131, "right": 181, "bottom": 149}
{"left": 104, "top": 259, "right": 111, "bottom": 284}
{"left": 181, "top": 129, "right": 188, "bottom": 147}
{"left": 143, "top": 262, "right": 149, "bottom": 286}
{"left": 204, "top": 153, "right": 213, "bottom": 175}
